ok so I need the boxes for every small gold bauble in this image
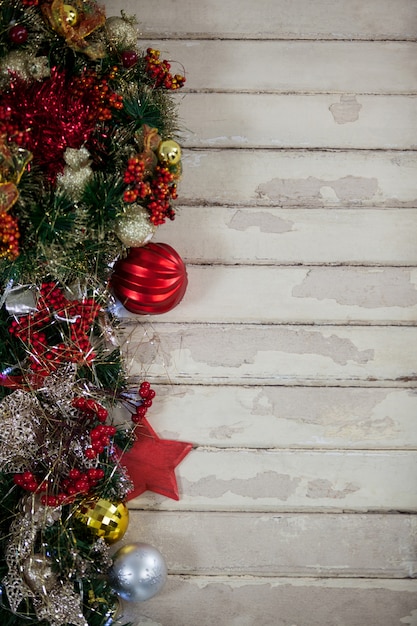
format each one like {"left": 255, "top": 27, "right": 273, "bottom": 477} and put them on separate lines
{"left": 157, "top": 139, "right": 181, "bottom": 166}
{"left": 115, "top": 205, "right": 156, "bottom": 247}
{"left": 62, "top": 4, "right": 78, "bottom": 27}
{"left": 74, "top": 498, "right": 129, "bottom": 544}
{"left": 23, "top": 554, "right": 58, "bottom": 594}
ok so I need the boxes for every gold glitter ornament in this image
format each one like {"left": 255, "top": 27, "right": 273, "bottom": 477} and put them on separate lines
{"left": 106, "top": 16, "right": 139, "bottom": 49}
{"left": 115, "top": 205, "right": 156, "bottom": 247}
{"left": 74, "top": 498, "right": 129, "bottom": 544}
{"left": 157, "top": 139, "right": 181, "bottom": 166}
{"left": 22, "top": 554, "right": 58, "bottom": 595}
{"left": 62, "top": 4, "right": 78, "bottom": 26}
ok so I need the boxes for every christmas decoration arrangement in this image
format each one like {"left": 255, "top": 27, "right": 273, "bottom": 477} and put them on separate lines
{"left": 0, "top": 1, "right": 191, "bottom": 625}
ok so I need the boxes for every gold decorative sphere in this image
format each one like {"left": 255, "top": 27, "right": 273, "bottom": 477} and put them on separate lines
{"left": 115, "top": 205, "right": 156, "bottom": 247}
{"left": 62, "top": 4, "right": 78, "bottom": 27}
{"left": 74, "top": 498, "right": 129, "bottom": 544}
{"left": 157, "top": 139, "right": 181, "bottom": 166}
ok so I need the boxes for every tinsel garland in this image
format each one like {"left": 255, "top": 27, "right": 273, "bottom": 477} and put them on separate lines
{"left": 0, "top": 1, "right": 191, "bottom": 625}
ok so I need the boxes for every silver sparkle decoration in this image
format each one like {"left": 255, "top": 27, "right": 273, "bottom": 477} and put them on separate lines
{"left": 108, "top": 543, "right": 167, "bottom": 602}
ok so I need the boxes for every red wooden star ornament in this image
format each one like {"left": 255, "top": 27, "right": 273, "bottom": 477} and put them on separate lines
{"left": 121, "top": 417, "right": 193, "bottom": 501}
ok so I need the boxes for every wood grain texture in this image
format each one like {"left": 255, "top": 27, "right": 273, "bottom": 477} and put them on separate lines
{"left": 125, "top": 511, "right": 417, "bottom": 577}
{"left": 147, "top": 40, "right": 417, "bottom": 93}
{"left": 118, "top": 0, "right": 417, "bottom": 40}
{"left": 130, "top": 449, "right": 417, "bottom": 512}
{"left": 133, "top": 385, "right": 417, "bottom": 450}
{"left": 122, "top": 323, "right": 417, "bottom": 386}
{"left": 154, "top": 207, "right": 417, "bottom": 265}
{"left": 120, "top": 577, "right": 417, "bottom": 626}
{"left": 178, "top": 94, "right": 417, "bottom": 149}
{"left": 180, "top": 149, "right": 417, "bottom": 208}
{"left": 116, "top": 266, "right": 417, "bottom": 324}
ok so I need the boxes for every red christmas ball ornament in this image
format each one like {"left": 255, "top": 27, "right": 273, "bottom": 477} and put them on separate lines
{"left": 111, "top": 242, "right": 188, "bottom": 315}
{"left": 121, "top": 50, "right": 138, "bottom": 68}
{"left": 9, "top": 24, "right": 28, "bottom": 44}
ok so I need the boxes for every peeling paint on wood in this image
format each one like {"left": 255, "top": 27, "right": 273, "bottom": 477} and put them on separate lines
{"left": 132, "top": 449, "right": 417, "bottom": 512}
{"left": 154, "top": 207, "right": 417, "bottom": 265}
{"left": 117, "top": 266, "right": 417, "bottom": 324}
{"left": 122, "top": 324, "right": 417, "bottom": 386}
{"left": 178, "top": 93, "right": 417, "bottom": 149}
{"left": 105, "top": 0, "right": 417, "bottom": 619}
{"left": 121, "top": 576, "right": 417, "bottom": 626}
{"left": 180, "top": 150, "right": 417, "bottom": 207}
{"left": 146, "top": 385, "right": 417, "bottom": 449}
{"left": 125, "top": 511, "right": 417, "bottom": 577}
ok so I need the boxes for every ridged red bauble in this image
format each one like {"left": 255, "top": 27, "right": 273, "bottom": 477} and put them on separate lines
{"left": 111, "top": 242, "right": 188, "bottom": 314}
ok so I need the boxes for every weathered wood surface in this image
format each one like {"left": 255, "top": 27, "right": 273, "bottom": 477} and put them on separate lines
{"left": 154, "top": 207, "right": 417, "bottom": 265}
{"left": 116, "top": 266, "right": 417, "bottom": 324}
{"left": 122, "top": 323, "right": 417, "bottom": 386}
{"left": 130, "top": 449, "right": 417, "bottom": 512}
{"left": 122, "top": 577, "right": 417, "bottom": 626}
{"left": 149, "top": 40, "right": 417, "bottom": 93}
{"left": 135, "top": 385, "right": 417, "bottom": 450}
{"left": 178, "top": 94, "right": 417, "bottom": 149}
{"left": 180, "top": 149, "right": 417, "bottom": 208}
{"left": 125, "top": 511, "right": 417, "bottom": 577}
{"left": 105, "top": 0, "right": 416, "bottom": 621}
{"left": 120, "top": 0, "right": 417, "bottom": 40}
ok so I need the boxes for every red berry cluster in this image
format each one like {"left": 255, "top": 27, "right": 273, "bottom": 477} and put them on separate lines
{"left": 13, "top": 466, "right": 106, "bottom": 507}
{"left": 9, "top": 283, "right": 101, "bottom": 376}
{"left": 71, "top": 396, "right": 117, "bottom": 460}
{"left": 145, "top": 48, "right": 186, "bottom": 90}
{"left": 131, "top": 381, "right": 156, "bottom": 424}
{"left": 21, "top": 0, "right": 39, "bottom": 5}
{"left": 0, "top": 210, "right": 20, "bottom": 260}
{"left": 71, "top": 67, "right": 123, "bottom": 123}
{"left": 13, "top": 470, "right": 40, "bottom": 493}
{"left": 123, "top": 159, "right": 176, "bottom": 225}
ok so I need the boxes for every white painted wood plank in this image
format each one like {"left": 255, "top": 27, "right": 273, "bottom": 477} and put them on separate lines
{"left": 155, "top": 207, "right": 417, "bottom": 266}
{"left": 122, "top": 324, "right": 417, "bottom": 386}
{"left": 180, "top": 150, "right": 417, "bottom": 208}
{"left": 115, "top": 266, "right": 417, "bottom": 324}
{"left": 130, "top": 449, "right": 417, "bottom": 512}
{"left": 139, "top": 385, "right": 417, "bottom": 450}
{"left": 178, "top": 94, "right": 417, "bottom": 150}
{"left": 147, "top": 41, "right": 417, "bottom": 93}
{"left": 125, "top": 511, "right": 417, "bottom": 577}
{"left": 121, "top": 577, "right": 417, "bottom": 626}
{"left": 114, "top": 0, "right": 417, "bottom": 40}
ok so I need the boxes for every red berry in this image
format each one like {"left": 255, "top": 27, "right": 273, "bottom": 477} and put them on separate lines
{"left": 9, "top": 24, "right": 28, "bottom": 45}
{"left": 136, "top": 405, "right": 147, "bottom": 418}
{"left": 85, "top": 447, "right": 96, "bottom": 459}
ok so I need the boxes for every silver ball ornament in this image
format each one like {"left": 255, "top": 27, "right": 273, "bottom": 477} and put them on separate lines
{"left": 108, "top": 542, "right": 167, "bottom": 602}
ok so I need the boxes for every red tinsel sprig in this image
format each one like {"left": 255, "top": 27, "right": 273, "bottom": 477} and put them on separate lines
{"left": 9, "top": 282, "right": 101, "bottom": 376}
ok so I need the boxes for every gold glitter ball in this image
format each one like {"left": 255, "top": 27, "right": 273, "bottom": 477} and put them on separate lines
{"left": 75, "top": 498, "right": 129, "bottom": 544}
{"left": 106, "top": 16, "right": 139, "bottom": 49}
{"left": 157, "top": 139, "right": 181, "bottom": 166}
{"left": 115, "top": 205, "right": 156, "bottom": 247}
